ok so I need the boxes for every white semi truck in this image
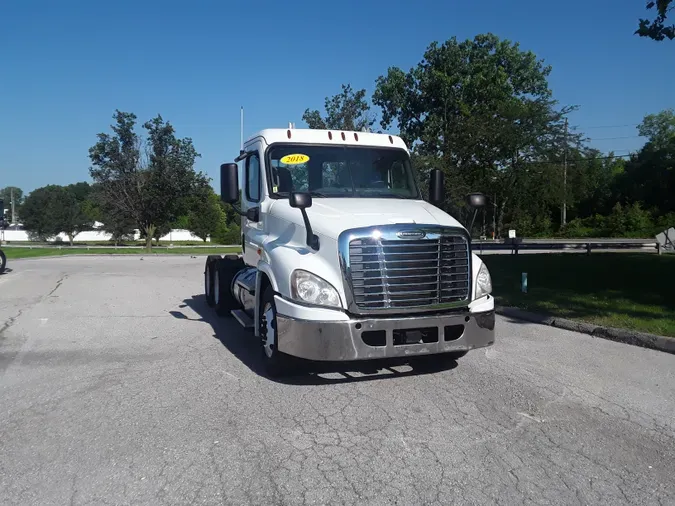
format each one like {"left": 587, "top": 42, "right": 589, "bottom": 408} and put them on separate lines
{"left": 204, "top": 127, "right": 495, "bottom": 376}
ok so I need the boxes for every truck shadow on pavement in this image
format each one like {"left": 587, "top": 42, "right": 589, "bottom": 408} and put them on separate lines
{"left": 176, "top": 294, "right": 459, "bottom": 385}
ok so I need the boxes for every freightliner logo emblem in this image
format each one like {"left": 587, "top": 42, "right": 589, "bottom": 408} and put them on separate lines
{"left": 396, "top": 230, "right": 426, "bottom": 239}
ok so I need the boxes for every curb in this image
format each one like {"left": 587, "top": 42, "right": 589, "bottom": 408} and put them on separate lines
{"left": 496, "top": 305, "right": 675, "bottom": 355}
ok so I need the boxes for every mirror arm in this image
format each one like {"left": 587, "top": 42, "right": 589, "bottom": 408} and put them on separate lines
{"left": 299, "top": 208, "right": 320, "bottom": 251}
{"left": 229, "top": 203, "right": 245, "bottom": 216}
{"left": 234, "top": 150, "right": 252, "bottom": 163}
{"left": 469, "top": 208, "right": 479, "bottom": 236}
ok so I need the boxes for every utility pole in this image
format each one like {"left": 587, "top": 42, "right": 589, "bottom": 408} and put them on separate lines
{"left": 492, "top": 193, "right": 497, "bottom": 240}
{"left": 11, "top": 187, "right": 16, "bottom": 228}
{"left": 562, "top": 117, "right": 568, "bottom": 227}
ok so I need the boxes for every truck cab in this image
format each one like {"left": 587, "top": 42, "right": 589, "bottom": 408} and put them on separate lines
{"left": 204, "top": 127, "right": 495, "bottom": 376}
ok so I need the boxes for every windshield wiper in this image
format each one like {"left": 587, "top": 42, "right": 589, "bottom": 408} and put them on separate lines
{"left": 274, "top": 190, "right": 328, "bottom": 198}
{"left": 361, "top": 192, "right": 410, "bottom": 199}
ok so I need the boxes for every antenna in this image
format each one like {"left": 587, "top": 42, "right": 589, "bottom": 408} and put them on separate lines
{"left": 240, "top": 106, "right": 244, "bottom": 150}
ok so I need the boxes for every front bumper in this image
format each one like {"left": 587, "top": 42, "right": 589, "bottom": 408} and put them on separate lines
{"left": 276, "top": 306, "right": 495, "bottom": 362}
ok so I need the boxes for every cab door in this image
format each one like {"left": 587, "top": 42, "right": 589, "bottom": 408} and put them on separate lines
{"left": 242, "top": 142, "right": 265, "bottom": 266}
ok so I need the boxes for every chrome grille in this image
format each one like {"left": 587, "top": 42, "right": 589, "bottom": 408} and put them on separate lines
{"left": 347, "top": 232, "right": 470, "bottom": 310}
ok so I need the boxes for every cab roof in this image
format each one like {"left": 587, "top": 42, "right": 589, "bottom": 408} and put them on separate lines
{"left": 243, "top": 128, "right": 409, "bottom": 152}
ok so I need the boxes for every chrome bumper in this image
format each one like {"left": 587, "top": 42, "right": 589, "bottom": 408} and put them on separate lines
{"left": 276, "top": 309, "right": 495, "bottom": 362}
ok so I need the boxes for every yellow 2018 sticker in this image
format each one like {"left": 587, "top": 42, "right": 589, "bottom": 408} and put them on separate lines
{"left": 280, "top": 154, "right": 310, "bottom": 165}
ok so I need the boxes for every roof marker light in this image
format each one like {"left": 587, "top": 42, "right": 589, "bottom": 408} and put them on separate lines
{"left": 341, "top": 132, "right": 346, "bottom": 141}
{"left": 354, "top": 132, "right": 359, "bottom": 141}
{"left": 388, "top": 135, "right": 394, "bottom": 144}
{"left": 287, "top": 129, "right": 292, "bottom": 139}
{"left": 328, "top": 131, "right": 333, "bottom": 140}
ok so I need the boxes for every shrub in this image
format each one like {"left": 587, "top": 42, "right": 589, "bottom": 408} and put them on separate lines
{"left": 212, "top": 222, "right": 241, "bottom": 245}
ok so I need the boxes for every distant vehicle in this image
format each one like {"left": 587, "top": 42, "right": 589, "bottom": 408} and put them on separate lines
{"left": 203, "top": 127, "right": 495, "bottom": 376}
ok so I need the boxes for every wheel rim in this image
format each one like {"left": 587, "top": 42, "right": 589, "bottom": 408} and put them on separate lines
{"left": 261, "top": 302, "right": 275, "bottom": 358}
{"left": 214, "top": 270, "right": 220, "bottom": 305}
{"left": 205, "top": 265, "right": 210, "bottom": 297}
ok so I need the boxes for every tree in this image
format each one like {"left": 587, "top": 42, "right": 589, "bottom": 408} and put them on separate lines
{"left": 59, "top": 182, "right": 95, "bottom": 244}
{"left": 372, "top": 33, "right": 583, "bottom": 236}
{"left": 636, "top": 0, "right": 674, "bottom": 41}
{"left": 186, "top": 185, "right": 228, "bottom": 242}
{"left": 19, "top": 185, "right": 63, "bottom": 241}
{"left": 86, "top": 185, "right": 138, "bottom": 245}
{"left": 19, "top": 184, "right": 94, "bottom": 244}
{"left": 618, "top": 137, "right": 675, "bottom": 215}
{"left": 88, "top": 110, "right": 208, "bottom": 251}
{"left": 637, "top": 108, "right": 675, "bottom": 149}
{"left": 302, "top": 84, "right": 376, "bottom": 131}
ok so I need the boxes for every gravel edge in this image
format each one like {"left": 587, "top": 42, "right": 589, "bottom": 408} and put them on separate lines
{"left": 496, "top": 305, "right": 675, "bottom": 355}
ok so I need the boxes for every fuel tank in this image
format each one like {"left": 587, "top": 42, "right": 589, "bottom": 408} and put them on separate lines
{"left": 231, "top": 267, "right": 257, "bottom": 316}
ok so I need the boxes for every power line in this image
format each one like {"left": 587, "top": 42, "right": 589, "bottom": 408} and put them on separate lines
{"left": 589, "top": 135, "right": 642, "bottom": 141}
{"left": 582, "top": 123, "right": 640, "bottom": 129}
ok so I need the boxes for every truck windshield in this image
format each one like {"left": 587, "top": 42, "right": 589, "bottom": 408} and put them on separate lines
{"left": 267, "top": 144, "right": 421, "bottom": 199}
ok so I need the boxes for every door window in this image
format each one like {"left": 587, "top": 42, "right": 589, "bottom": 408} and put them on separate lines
{"left": 246, "top": 153, "right": 261, "bottom": 202}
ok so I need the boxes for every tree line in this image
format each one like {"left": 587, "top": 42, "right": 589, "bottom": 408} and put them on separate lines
{"left": 302, "top": 33, "right": 675, "bottom": 239}
{"left": 2, "top": 112, "right": 240, "bottom": 250}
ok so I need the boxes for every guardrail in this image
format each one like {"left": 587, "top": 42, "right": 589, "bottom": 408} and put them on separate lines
{"left": 0, "top": 239, "right": 669, "bottom": 255}
{"left": 470, "top": 238, "right": 665, "bottom": 255}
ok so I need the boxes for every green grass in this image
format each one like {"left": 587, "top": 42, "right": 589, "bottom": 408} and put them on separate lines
{"left": 482, "top": 253, "right": 675, "bottom": 337}
{"left": 3, "top": 246, "right": 241, "bottom": 260}
{"left": 6, "top": 240, "right": 234, "bottom": 247}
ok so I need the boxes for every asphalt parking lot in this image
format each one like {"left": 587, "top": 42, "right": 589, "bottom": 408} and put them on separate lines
{"left": 1, "top": 255, "right": 674, "bottom": 505}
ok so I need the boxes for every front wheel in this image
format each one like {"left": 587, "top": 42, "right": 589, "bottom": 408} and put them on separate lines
{"left": 0, "top": 249, "right": 6, "bottom": 274}
{"left": 259, "top": 286, "right": 292, "bottom": 377}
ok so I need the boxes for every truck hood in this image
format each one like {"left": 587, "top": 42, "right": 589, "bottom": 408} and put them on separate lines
{"left": 268, "top": 198, "right": 466, "bottom": 240}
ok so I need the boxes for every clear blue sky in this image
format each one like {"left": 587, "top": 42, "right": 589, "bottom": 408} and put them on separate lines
{"left": 1, "top": 0, "right": 673, "bottom": 195}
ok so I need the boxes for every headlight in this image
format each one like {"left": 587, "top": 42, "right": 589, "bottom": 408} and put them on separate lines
{"left": 475, "top": 262, "right": 492, "bottom": 299}
{"left": 291, "top": 270, "right": 342, "bottom": 308}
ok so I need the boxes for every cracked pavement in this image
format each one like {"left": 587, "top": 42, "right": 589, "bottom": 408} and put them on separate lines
{"left": 1, "top": 255, "right": 674, "bottom": 505}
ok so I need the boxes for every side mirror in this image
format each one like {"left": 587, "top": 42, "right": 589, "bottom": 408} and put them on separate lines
{"left": 428, "top": 169, "right": 444, "bottom": 206}
{"left": 289, "top": 192, "right": 313, "bottom": 209}
{"left": 466, "top": 193, "right": 486, "bottom": 208}
{"left": 220, "top": 163, "right": 239, "bottom": 204}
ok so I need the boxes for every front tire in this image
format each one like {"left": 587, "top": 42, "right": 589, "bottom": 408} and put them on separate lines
{"left": 259, "top": 286, "right": 292, "bottom": 377}
{"left": 0, "top": 249, "right": 6, "bottom": 274}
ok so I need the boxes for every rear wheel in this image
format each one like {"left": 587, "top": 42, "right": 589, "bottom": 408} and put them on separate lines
{"left": 0, "top": 249, "right": 6, "bottom": 274}
{"left": 214, "top": 255, "right": 245, "bottom": 317}
{"left": 204, "top": 255, "right": 221, "bottom": 307}
{"left": 259, "top": 286, "right": 292, "bottom": 377}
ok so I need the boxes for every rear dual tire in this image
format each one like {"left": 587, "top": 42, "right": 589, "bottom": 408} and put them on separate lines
{"left": 204, "top": 255, "right": 222, "bottom": 307}
{"left": 205, "top": 254, "right": 244, "bottom": 316}
{"left": 214, "top": 255, "right": 245, "bottom": 317}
